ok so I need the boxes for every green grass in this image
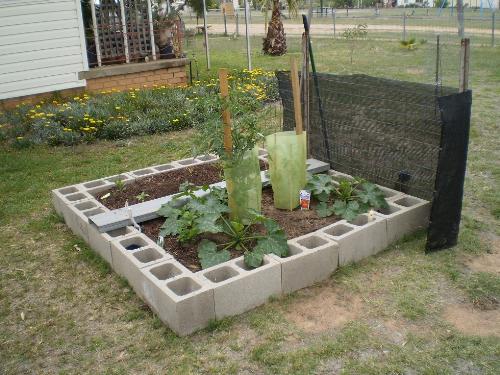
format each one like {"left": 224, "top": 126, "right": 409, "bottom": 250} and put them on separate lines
{"left": 1, "top": 38, "right": 499, "bottom": 374}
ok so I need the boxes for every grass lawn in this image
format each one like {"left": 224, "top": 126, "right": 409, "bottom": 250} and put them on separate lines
{"left": 1, "top": 38, "right": 499, "bottom": 374}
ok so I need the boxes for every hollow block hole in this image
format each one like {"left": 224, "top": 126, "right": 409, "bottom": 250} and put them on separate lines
{"left": 167, "top": 277, "right": 201, "bottom": 296}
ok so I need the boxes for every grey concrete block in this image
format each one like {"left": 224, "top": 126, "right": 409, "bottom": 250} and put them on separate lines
{"left": 52, "top": 186, "right": 93, "bottom": 217}
{"left": 64, "top": 199, "right": 109, "bottom": 241}
{"left": 198, "top": 255, "right": 281, "bottom": 320}
{"left": 375, "top": 195, "right": 430, "bottom": 244}
{"left": 171, "top": 157, "right": 201, "bottom": 167}
{"left": 110, "top": 234, "right": 172, "bottom": 293}
{"left": 51, "top": 185, "right": 81, "bottom": 216}
{"left": 319, "top": 213, "right": 388, "bottom": 266}
{"left": 140, "top": 262, "right": 215, "bottom": 336}
{"left": 273, "top": 233, "right": 339, "bottom": 294}
{"left": 88, "top": 225, "right": 140, "bottom": 265}
{"left": 195, "top": 154, "right": 219, "bottom": 163}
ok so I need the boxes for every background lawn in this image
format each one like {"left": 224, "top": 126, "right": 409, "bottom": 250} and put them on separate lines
{"left": 0, "top": 36, "right": 499, "bottom": 374}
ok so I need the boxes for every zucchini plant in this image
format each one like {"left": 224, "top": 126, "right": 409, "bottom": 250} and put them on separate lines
{"left": 157, "top": 183, "right": 288, "bottom": 269}
{"left": 305, "top": 173, "right": 388, "bottom": 221}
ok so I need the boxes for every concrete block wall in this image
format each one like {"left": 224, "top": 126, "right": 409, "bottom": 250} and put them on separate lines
{"left": 53, "top": 159, "right": 431, "bottom": 336}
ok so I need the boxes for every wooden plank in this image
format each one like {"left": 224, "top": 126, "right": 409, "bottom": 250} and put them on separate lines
{"left": 0, "top": 63, "right": 83, "bottom": 85}
{"left": 219, "top": 68, "right": 233, "bottom": 155}
{"left": 0, "top": 19, "right": 77, "bottom": 37}
{"left": 0, "top": 37, "right": 79, "bottom": 55}
{"left": 0, "top": 75, "right": 84, "bottom": 99}
{"left": 0, "top": 11, "right": 77, "bottom": 27}
{"left": 0, "top": 27, "right": 80, "bottom": 46}
{"left": 0, "top": 45, "right": 82, "bottom": 65}
{"left": 459, "top": 38, "right": 470, "bottom": 93}
{"left": 0, "top": 1, "right": 74, "bottom": 17}
{"left": 0, "top": 54, "right": 84, "bottom": 75}
{"left": 290, "top": 57, "right": 303, "bottom": 135}
{"left": 89, "top": 159, "right": 331, "bottom": 233}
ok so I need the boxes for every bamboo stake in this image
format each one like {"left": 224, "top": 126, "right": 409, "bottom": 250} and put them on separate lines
{"left": 290, "top": 58, "right": 303, "bottom": 135}
{"left": 219, "top": 68, "right": 232, "bottom": 155}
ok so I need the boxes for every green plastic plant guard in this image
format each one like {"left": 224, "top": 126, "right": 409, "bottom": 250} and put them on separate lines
{"left": 224, "top": 146, "right": 262, "bottom": 223}
{"left": 265, "top": 131, "right": 307, "bottom": 210}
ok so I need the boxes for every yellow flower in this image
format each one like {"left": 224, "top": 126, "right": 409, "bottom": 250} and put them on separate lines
{"left": 16, "top": 136, "right": 23, "bottom": 140}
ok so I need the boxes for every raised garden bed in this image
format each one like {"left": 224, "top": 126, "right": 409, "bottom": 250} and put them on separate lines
{"left": 98, "top": 160, "right": 268, "bottom": 209}
{"left": 52, "top": 154, "right": 430, "bottom": 336}
{"left": 141, "top": 187, "right": 340, "bottom": 272}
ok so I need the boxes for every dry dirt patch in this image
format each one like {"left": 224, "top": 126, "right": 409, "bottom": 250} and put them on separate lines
{"left": 285, "top": 287, "right": 364, "bottom": 333}
{"left": 465, "top": 236, "right": 500, "bottom": 275}
{"left": 444, "top": 304, "right": 500, "bottom": 337}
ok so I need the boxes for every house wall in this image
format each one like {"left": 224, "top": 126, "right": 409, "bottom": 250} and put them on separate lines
{"left": 0, "top": 0, "right": 88, "bottom": 101}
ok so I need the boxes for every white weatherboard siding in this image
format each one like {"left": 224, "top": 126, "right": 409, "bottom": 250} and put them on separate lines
{"left": 0, "top": 0, "right": 88, "bottom": 100}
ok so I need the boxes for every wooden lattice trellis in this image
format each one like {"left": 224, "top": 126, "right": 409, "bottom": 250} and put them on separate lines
{"left": 90, "top": 0, "right": 183, "bottom": 67}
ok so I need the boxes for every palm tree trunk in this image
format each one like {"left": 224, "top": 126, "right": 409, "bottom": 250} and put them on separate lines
{"left": 262, "top": 0, "right": 287, "bottom": 55}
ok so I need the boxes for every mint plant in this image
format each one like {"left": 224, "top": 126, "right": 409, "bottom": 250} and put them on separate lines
{"left": 306, "top": 174, "right": 388, "bottom": 221}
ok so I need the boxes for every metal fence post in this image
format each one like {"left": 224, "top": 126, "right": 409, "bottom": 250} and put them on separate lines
{"left": 90, "top": 0, "right": 102, "bottom": 67}
{"left": 223, "top": 9, "right": 227, "bottom": 36}
{"left": 402, "top": 13, "right": 406, "bottom": 41}
{"left": 333, "top": 10, "right": 336, "bottom": 38}
{"left": 492, "top": 11, "right": 496, "bottom": 47}
{"left": 236, "top": 12, "right": 239, "bottom": 36}
{"left": 202, "top": 0, "right": 210, "bottom": 70}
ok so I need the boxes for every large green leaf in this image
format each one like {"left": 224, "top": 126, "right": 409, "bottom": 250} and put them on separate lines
{"left": 198, "top": 240, "right": 231, "bottom": 269}
{"left": 254, "top": 233, "right": 288, "bottom": 258}
{"left": 358, "top": 182, "right": 389, "bottom": 209}
{"left": 194, "top": 213, "right": 223, "bottom": 233}
{"left": 305, "top": 173, "right": 335, "bottom": 201}
{"left": 316, "top": 201, "right": 335, "bottom": 218}
{"left": 332, "top": 200, "right": 361, "bottom": 221}
{"left": 159, "top": 215, "right": 181, "bottom": 237}
{"left": 244, "top": 249, "right": 264, "bottom": 268}
{"left": 157, "top": 203, "right": 181, "bottom": 219}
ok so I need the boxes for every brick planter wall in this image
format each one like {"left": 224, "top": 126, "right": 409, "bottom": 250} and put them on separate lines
{"left": 83, "top": 61, "right": 188, "bottom": 92}
{"left": 1, "top": 59, "right": 189, "bottom": 109}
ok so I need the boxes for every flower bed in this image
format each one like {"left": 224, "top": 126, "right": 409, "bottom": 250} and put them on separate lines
{"left": 0, "top": 68, "right": 278, "bottom": 147}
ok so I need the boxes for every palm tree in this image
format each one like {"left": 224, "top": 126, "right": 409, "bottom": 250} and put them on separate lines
{"left": 262, "top": 0, "right": 297, "bottom": 56}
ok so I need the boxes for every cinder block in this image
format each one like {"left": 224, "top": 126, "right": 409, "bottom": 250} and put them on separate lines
{"left": 150, "top": 163, "right": 178, "bottom": 173}
{"left": 52, "top": 186, "right": 92, "bottom": 217}
{"left": 272, "top": 233, "right": 339, "bottom": 294}
{"left": 171, "top": 157, "right": 201, "bottom": 167}
{"left": 141, "top": 262, "right": 215, "bottom": 336}
{"left": 77, "top": 178, "right": 115, "bottom": 196}
{"left": 110, "top": 234, "right": 172, "bottom": 291}
{"left": 198, "top": 255, "right": 281, "bottom": 320}
{"left": 65, "top": 200, "right": 109, "bottom": 241}
{"left": 194, "top": 154, "right": 218, "bottom": 163}
{"left": 129, "top": 167, "right": 158, "bottom": 178}
{"left": 328, "top": 169, "right": 355, "bottom": 182}
{"left": 51, "top": 185, "right": 81, "bottom": 216}
{"left": 87, "top": 225, "right": 139, "bottom": 265}
{"left": 319, "top": 213, "right": 388, "bottom": 266}
{"left": 375, "top": 195, "right": 430, "bottom": 244}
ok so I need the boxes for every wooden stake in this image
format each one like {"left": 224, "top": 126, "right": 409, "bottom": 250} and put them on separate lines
{"left": 290, "top": 57, "right": 303, "bottom": 135}
{"left": 219, "top": 68, "right": 232, "bottom": 155}
{"left": 459, "top": 38, "right": 470, "bottom": 93}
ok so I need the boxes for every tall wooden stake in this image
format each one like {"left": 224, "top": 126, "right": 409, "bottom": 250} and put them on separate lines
{"left": 459, "top": 38, "right": 470, "bottom": 93}
{"left": 219, "top": 68, "right": 232, "bottom": 155}
{"left": 290, "top": 58, "right": 303, "bottom": 135}
{"left": 301, "top": 33, "right": 310, "bottom": 138}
